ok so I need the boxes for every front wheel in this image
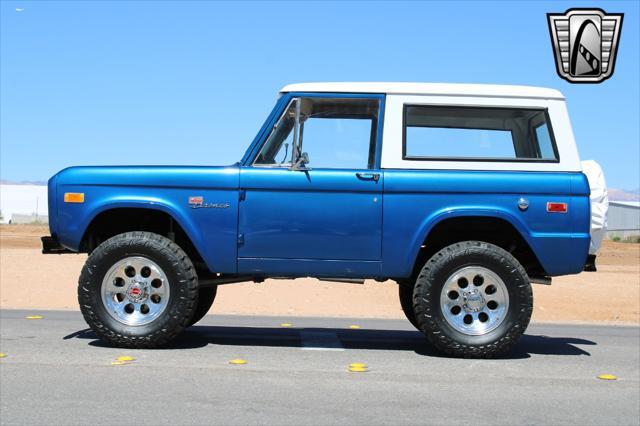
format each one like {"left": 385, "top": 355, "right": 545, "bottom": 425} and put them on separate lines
{"left": 78, "top": 231, "right": 199, "bottom": 349}
{"left": 413, "top": 241, "right": 533, "bottom": 358}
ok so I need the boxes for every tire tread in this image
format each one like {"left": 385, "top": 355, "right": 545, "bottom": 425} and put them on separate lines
{"left": 413, "top": 240, "right": 533, "bottom": 358}
{"left": 78, "top": 231, "right": 198, "bottom": 349}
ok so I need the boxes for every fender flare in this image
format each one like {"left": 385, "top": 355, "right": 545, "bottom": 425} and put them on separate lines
{"left": 406, "top": 207, "right": 536, "bottom": 271}
{"left": 78, "top": 197, "right": 206, "bottom": 258}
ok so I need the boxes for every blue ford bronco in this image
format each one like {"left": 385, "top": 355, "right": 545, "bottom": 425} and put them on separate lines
{"left": 42, "top": 83, "right": 594, "bottom": 357}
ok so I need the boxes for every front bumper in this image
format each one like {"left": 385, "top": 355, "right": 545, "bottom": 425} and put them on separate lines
{"left": 41, "top": 236, "right": 73, "bottom": 254}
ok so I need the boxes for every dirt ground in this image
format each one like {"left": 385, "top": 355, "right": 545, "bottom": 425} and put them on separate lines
{"left": 0, "top": 224, "right": 638, "bottom": 324}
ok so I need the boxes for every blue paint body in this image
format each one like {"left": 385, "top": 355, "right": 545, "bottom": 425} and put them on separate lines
{"left": 382, "top": 170, "right": 590, "bottom": 277}
{"left": 238, "top": 166, "right": 383, "bottom": 277}
{"left": 47, "top": 92, "right": 591, "bottom": 279}
{"left": 52, "top": 165, "right": 240, "bottom": 273}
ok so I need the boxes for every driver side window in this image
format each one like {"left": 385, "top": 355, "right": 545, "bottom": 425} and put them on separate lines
{"left": 253, "top": 97, "right": 380, "bottom": 169}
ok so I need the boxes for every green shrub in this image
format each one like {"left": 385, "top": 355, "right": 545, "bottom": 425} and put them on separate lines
{"left": 612, "top": 236, "right": 621, "bottom": 242}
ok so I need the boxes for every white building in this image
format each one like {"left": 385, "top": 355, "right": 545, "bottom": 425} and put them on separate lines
{"left": 606, "top": 201, "right": 640, "bottom": 239}
{"left": 0, "top": 184, "right": 48, "bottom": 224}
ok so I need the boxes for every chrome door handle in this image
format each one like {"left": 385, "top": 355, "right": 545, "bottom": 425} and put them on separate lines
{"left": 356, "top": 172, "right": 380, "bottom": 182}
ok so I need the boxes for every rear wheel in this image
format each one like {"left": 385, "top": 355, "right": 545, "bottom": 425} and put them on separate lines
{"left": 187, "top": 286, "right": 217, "bottom": 326}
{"left": 78, "top": 231, "right": 198, "bottom": 348}
{"left": 413, "top": 241, "right": 533, "bottom": 358}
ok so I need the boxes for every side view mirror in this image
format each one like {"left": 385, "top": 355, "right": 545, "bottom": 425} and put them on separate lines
{"left": 290, "top": 152, "right": 311, "bottom": 171}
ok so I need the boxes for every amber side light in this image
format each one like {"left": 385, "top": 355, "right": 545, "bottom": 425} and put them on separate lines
{"left": 64, "top": 193, "right": 85, "bottom": 203}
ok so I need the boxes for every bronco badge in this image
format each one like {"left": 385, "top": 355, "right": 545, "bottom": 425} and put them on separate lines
{"left": 188, "top": 196, "right": 229, "bottom": 209}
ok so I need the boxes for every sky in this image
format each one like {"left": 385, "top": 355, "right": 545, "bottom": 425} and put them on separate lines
{"left": 1, "top": 0, "right": 638, "bottom": 190}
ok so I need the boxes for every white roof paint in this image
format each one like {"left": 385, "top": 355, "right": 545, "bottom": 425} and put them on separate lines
{"left": 378, "top": 93, "right": 580, "bottom": 172}
{"left": 280, "top": 82, "right": 564, "bottom": 100}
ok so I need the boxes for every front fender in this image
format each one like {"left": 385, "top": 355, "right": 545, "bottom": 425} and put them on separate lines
{"left": 52, "top": 165, "right": 241, "bottom": 273}
{"left": 58, "top": 195, "right": 204, "bottom": 256}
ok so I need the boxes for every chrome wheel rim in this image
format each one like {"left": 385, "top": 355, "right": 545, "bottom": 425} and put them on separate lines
{"left": 440, "top": 266, "right": 509, "bottom": 336}
{"left": 101, "top": 256, "right": 170, "bottom": 326}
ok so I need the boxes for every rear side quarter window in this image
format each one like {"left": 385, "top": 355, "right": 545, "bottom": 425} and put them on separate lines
{"left": 403, "top": 105, "right": 559, "bottom": 162}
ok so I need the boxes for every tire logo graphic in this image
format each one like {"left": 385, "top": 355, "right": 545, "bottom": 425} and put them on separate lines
{"left": 547, "top": 9, "right": 623, "bottom": 83}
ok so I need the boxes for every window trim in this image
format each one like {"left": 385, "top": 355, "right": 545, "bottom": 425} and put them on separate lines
{"left": 252, "top": 97, "right": 298, "bottom": 168}
{"left": 243, "top": 92, "right": 386, "bottom": 169}
{"left": 532, "top": 121, "right": 560, "bottom": 161}
{"left": 401, "top": 104, "right": 561, "bottom": 163}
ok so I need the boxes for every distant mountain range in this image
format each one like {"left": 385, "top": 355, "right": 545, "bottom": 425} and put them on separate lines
{"left": 1, "top": 180, "right": 638, "bottom": 201}
{"left": 608, "top": 188, "right": 640, "bottom": 201}
{"left": 1, "top": 179, "right": 47, "bottom": 186}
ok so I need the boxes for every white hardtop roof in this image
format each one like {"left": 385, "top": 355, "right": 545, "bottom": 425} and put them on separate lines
{"left": 280, "top": 82, "right": 564, "bottom": 100}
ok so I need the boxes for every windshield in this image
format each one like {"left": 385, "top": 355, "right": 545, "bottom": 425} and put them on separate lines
{"left": 253, "top": 99, "right": 297, "bottom": 166}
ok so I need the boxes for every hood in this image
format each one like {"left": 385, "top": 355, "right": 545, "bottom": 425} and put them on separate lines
{"left": 54, "top": 165, "right": 240, "bottom": 189}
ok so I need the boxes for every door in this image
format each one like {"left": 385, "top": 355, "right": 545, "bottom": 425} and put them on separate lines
{"left": 238, "top": 95, "right": 384, "bottom": 277}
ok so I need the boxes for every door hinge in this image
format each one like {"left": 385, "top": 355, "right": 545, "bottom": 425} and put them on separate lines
{"left": 237, "top": 233, "right": 245, "bottom": 246}
{"left": 239, "top": 189, "right": 246, "bottom": 201}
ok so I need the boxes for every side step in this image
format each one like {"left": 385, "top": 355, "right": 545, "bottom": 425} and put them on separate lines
{"left": 318, "top": 278, "right": 365, "bottom": 284}
{"left": 198, "top": 275, "right": 366, "bottom": 287}
{"left": 273, "top": 277, "right": 366, "bottom": 284}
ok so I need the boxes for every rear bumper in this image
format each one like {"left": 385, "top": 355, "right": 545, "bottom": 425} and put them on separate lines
{"left": 41, "top": 236, "right": 74, "bottom": 254}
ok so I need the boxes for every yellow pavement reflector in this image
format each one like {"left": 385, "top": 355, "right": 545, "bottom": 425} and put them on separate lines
{"left": 349, "top": 363, "right": 367, "bottom": 368}
{"left": 349, "top": 366, "right": 368, "bottom": 373}
{"left": 25, "top": 315, "right": 43, "bottom": 320}
{"left": 0, "top": 353, "right": 6, "bottom": 358}
{"left": 229, "top": 359, "right": 247, "bottom": 365}
{"left": 111, "top": 361, "right": 129, "bottom": 366}
{"left": 349, "top": 325, "right": 361, "bottom": 329}
{"left": 116, "top": 356, "right": 135, "bottom": 362}
{"left": 280, "top": 323, "right": 293, "bottom": 327}
{"left": 598, "top": 374, "right": 617, "bottom": 380}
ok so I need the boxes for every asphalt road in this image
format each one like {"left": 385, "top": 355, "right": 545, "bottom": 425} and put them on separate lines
{"left": 0, "top": 310, "right": 638, "bottom": 426}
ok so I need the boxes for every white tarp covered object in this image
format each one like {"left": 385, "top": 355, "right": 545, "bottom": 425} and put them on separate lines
{"left": 581, "top": 160, "right": 608, "bottom": 254}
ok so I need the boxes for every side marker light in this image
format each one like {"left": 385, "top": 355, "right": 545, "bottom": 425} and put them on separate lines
{"left": 547, "top": 202, "right": 568, "bottom": 213}
{"left": 64, "top": 193, "right": 85, "bottom": 203}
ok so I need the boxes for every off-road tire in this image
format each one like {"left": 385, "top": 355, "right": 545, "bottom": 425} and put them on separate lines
{"left": 78, "top": 231, "right": 198, "bottom": 348}
{"left": 187, "top": 286, "right": 217, "bottom": 326}
{"left": 413, "top": 241, "right": 533, "bottom": 358}
{"left": 398, "top": 283, "right": 420, "bottom": 330}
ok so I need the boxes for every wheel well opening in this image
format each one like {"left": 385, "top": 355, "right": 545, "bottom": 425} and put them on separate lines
{"left": 413, "top": 216, "right": 546, "bottom": 279}
{"left": 80, "top": 208, "right": 206, "bottom": 270}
